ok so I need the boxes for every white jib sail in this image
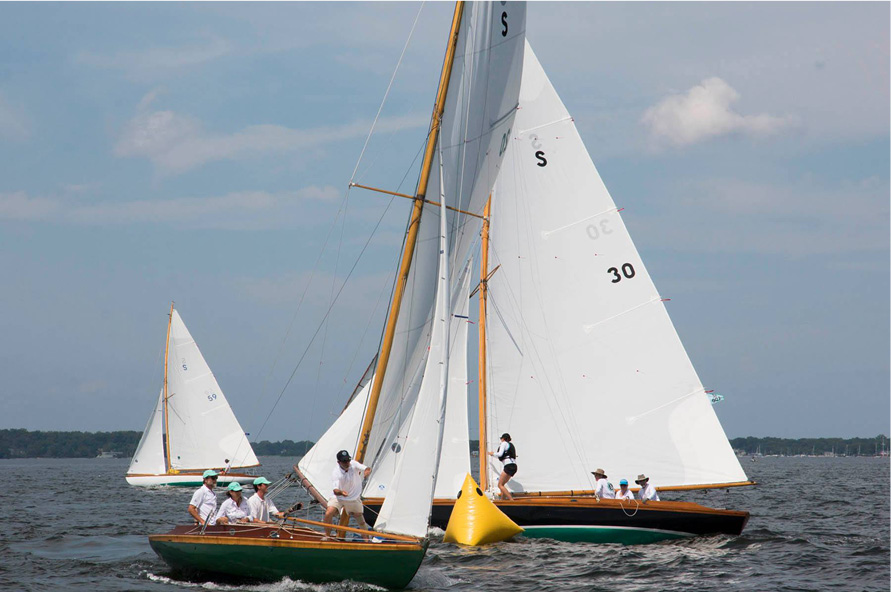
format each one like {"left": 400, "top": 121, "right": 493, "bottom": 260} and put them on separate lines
{"left": 485, "top": 42, "right": 748, "bottom": 492}
{"left": 165, "top": 310, "right": 259, "bottom": 471}
{"left": 298, "top": 377, "right": 371, "bottom": 501}
{"left": 127, "top": 388, "right": 166, "bottom": 475}
{"left": 434, "top": 262, "right": 472, "bottom": 499}
{"left": 375, "top": 147, "right": 453, "bottom": 538}
{"left": 363, "top": 0, "right": 526, "bottom": 491}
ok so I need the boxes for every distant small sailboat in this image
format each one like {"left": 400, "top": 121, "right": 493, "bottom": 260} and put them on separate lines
{"left": 126, "top": 304, "right": 259, "bottom": 487}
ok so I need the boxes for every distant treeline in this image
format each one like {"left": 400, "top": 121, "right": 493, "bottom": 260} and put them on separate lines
{"left": 0, "top": 429, "right": 143, "bottom": 459}
{"left": 730, "top": 435, "right": 889, "bottom": 456}
{"left": 0, "top": 429, "right": 317, "bottom": 459}
{"left": 3, "top": 430, "right": 888, "bottom": 459}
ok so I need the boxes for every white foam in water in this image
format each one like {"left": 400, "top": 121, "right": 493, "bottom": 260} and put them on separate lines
{"left": 143, "top": 573, "right": 385, "bottom": 592}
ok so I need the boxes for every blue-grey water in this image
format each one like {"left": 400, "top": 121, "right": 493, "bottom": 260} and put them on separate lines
{"left": 3, "top": 456, "right": 888, "bottom": 591}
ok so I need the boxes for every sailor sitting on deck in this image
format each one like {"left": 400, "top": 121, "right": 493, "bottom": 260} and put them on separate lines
{"left": 590, "top": 468, "right": 615, "bottom": 500}
{"left": 248, "top": 476, "right": 285, "bottom": 522}
{"left": 188, "top": 469, "right": 219, "bottom": 525}
{"left": 323, "top": 450, "right": 371, "bottom": 540}
{"left": 635, "top": 474, "right": 660, "bottom": 503}
{"left": 216, "top": 482, "right": 253, "bottom": 524}
{"left": 615, "top": 479, "right": 635, "bottom": 501}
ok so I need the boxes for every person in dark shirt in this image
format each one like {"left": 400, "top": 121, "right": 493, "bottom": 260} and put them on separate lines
{"left": 488, "top": 433, "right": 517, "bottom": 500}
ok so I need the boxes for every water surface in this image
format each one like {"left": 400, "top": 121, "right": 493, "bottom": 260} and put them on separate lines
{"left": 3, "top": 455, "right": 887, "bottom": 591}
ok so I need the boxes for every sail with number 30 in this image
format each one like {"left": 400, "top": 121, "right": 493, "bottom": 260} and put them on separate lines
{"left": 485, "top": 42, "right": 748, "bottom": 492}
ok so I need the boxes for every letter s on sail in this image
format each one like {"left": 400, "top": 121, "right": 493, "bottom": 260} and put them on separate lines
{"left": 501, "top": 12, "right": 508, "bottom": 37}
{"left": 535, "top": 150, "right": 547, "bottom": 167}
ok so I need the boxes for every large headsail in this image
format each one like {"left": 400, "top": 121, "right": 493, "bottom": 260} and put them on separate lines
{"left": 127, "top": 388, "right": 166, "bottom": 475}
{"left": 165, "top": 310, "right": 260, "bottom": 471}
{"left": 485, "top": 42, "right": 748, "bottom": 492}
{"left": 298, "top": 376, "right": 371, "bottom": 500}
{"left": 375, "top": 149, "right": 455, "bottom": 537}
{"left": 361, "top": 1, "right": 526, "bottom": 494}
{"left": 434, "top": 263, "right": 473, "bottom": 499}
{"left": 299, "top": 263, "right": 473, "bottom": 503}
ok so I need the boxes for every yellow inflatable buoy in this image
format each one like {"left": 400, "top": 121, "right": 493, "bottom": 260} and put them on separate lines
{"left": 443, "top": 473, "right": 523, "bottom": 545}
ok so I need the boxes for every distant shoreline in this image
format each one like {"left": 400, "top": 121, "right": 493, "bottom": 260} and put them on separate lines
{"left": 1, "top": 429, "right": 888, "bottom": 460}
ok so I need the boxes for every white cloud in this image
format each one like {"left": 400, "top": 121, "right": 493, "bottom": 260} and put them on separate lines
{"left": 75, "top": 37, "right": 231, "bottom": 82}
{"left": 115, "top": 91, "right": 427, "bottom": 174}
{"left": 0, "top": 187, "right": 338, "bottom": 228}
{"left": 641, "top": 77, "right": 795, "bottom": 148}
{"left": 0, "top": 93, "right": 30, "bottom": 141}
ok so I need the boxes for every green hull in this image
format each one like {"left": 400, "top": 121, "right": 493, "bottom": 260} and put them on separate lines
{"left": 149, "top": 536, "right": 426, "bottom": 589}
{"left": 521, "top": 525, "right": 693, "bottom": 545}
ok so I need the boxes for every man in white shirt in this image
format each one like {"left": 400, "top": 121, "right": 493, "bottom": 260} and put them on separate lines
{"left": 248, "top": 476, "right": 285, "bottom": 522}
{"left": 323, "top": 450, "right": 371, "bottom": 539}
{"left": 188, "top": 469, "right": 219, "bottom": 525}
{"left": 590, "top": 468, "right": 616, "bottom": 500}
{"left": 635, "top": 474, "right": 660, "bottom": 502}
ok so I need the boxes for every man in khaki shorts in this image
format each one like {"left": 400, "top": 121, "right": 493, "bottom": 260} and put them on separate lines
{"left": 323, "top": 450, "right": 371, "bottom": 539}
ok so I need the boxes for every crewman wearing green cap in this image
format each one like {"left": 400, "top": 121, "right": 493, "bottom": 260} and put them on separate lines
{"left": 188, "top": 469, "right": 219, "bottom": 524}
{"left": 248, "top": 476, "right": 285, "bottom": 522}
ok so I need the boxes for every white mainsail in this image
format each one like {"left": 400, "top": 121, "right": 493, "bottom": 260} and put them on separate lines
{"left": 128, "top": 388, "right": 166, "bottom": 475}
{"left": 361, "top": 1, "right": 526, "bottom": 498}
{"left": 485, "top": 42, "right": 748, "bottom": 492}
{"left": 164, "top": 310, "right": 259, "bottom": 471}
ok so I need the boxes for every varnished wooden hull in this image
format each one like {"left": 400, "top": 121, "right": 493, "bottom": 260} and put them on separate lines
{"left": 364, "top": 497, "right": 749, "bottom": 544}
{"left": 149, "top": 524, "right": 426, "bottom": 588}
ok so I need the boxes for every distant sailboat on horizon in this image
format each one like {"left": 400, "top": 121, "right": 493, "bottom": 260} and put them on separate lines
{"left": 126, "top": 304, "right": 259, "bottom": 487}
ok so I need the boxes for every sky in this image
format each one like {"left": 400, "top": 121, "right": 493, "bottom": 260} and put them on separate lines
{"left": 1, "top": 2, "right": 888, "bottom": 443}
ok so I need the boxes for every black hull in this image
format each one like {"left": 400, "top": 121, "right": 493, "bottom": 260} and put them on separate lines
{"left": 364, "top": 497, "right": 748, "bottom": 544}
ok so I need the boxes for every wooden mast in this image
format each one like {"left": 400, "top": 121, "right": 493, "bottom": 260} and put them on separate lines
{"left": 163, "top": 301, "right": 174, "bottom": 473}
{"left": 478, "top": 197, "right": 492, "bottom": 490}
{"left": 355, "top": 1, "right": 465, "bottom": 463}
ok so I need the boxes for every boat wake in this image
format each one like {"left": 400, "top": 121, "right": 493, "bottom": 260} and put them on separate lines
{"left": 143, "top": 572, "right": 386, "bottom": 592}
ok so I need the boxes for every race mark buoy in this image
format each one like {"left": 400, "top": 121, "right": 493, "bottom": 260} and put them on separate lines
{"left": 443, "top": 473, "right": 523, "bottom": 545}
